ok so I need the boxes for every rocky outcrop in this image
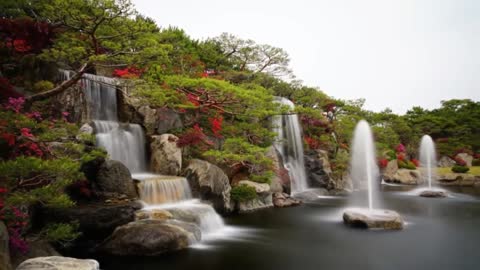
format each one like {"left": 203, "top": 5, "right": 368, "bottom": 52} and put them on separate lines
{"left": 343, "top": 209, "right": 404, "bottom": 230}
{"left": 438, "top": 156, "right": 455, "bottom": 167}
{"left": 138, "top": 107, "right": 183, "bottom": 136}
{"left": 0, "top": 222, "right": 12, "bottom": 270}
{"left": 236, "top": 180, "right": 273, "bottom": 213}
{"left": 95, "top": 160, "right": 137, "bottom": 198}
{"left": 10, "top": 239, "right": 60, "bottom": 268}
{"left": 266, "top": 147, "right": 289, "bottom": 193}
{"left": 39, "top": 202, "right": 142, "bottom": 240}
{"left": 385, "top": 169, "right": 421, "bottom": 185}
{"left": 305, "top": 149, "right": 333, "bottom": 189}
{"left": 150, "top": 134, "right": 182, "bottom": 176}
{"left": 437, "top": 173, "right": 480, "bottom": 186}
{"left": 183, "top": 159, "right": 232, "bottom": 213}
{"left": 382, "top": 160, "right": 398, "bottom": 181}
{"left": 456, "top": 153, "right": 473, "bottom": 167}
{"left": 272, "top": 193, "right": 301, "bottom": 208}
{"left": 16, "top": 256, "right": 99, "bottom": 270}
{"left": 98, "top": 220, "right": 191, "bottom": 256}
{"left": 51, "top": 85, "right": 90, "bottom": 123}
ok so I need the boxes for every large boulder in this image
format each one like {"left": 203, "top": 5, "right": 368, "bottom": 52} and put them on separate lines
{"left": 382, "top": 160, "right": 398, "bottom": 181}
{"left": 385, "top": 169, "right": 421, "bottom": 185}
{"left": 438, "top": 156, "right": 455, "bottom": 167}
{"left": 16, "top": 256, "right": 99, "bottom": 270}
{"left": 38, "top": 202, "right": 142, "bottom": 240}
{"left": 456, "top": 153, "right": 473, "bottom": 167}
{"left": 10, "top": 239, "right": 59, "bottom": 269}
{"left": 235, "top": 180, "right": 273, "bottom": 213}
{"left": 437, "top": 173, "right": 480, "bottom": 186}
{"left": 0, "top": 222, "right": 12, "bottom": 270}
{"left": 138, "top": 106, "right": 183, "bottom": 136}
{"left": 304, "top": 150, "right": 333, "bottom": 189}
{"left": 51, "top": 85, "right": 90, "bottom": 123}
{"left": 94, "top": 160, "right": 137, "bottom": 198}
{"left": 98, "top": 220, "right": 191, "bottom": 256}
{"left": 150, "top": 134, "right": 182, "bottom": 176}
{"left": 272, "top": 193, "right": 301, "bottom": 208}
{"left": 183, "top": 159, "right": 232, "bottom": 213}
{"left": 343, "top": 209, "right": 404, "bottom": 230}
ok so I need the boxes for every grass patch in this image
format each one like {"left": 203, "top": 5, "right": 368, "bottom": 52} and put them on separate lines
{"left": 437, "top": 166, "right": 480, "bottom": 176}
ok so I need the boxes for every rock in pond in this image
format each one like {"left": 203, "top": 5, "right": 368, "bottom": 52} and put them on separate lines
{"left": 273, "top": 192, "right": 301, "bottom": 208}
{"left": 98, "top": 220, "right": 193, "bottom": 256}
{"left": 343, "top": 208, "right": 404, "bottom": 230}
{"left": 16, "top": 256, "right": 99, "bottom": 270}
{"left": 419, "top": 190, "right": 447, "bottom": 198}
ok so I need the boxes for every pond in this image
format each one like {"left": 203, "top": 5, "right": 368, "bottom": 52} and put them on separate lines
{"left": 98, "top": 186, "right": 480, "bottom": 270}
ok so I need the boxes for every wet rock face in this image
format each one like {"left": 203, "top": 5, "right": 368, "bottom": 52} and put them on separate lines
{"left": 343, "top": 209, "right": 404, "bottom": 230}
{"left": 183, "top": 159, "right": 233, "bottom": 214}
{"left": 304, "top": 150, "right": 333, "bottom": 189}
{"left": 95, "top": 160, "right": 137, "bottom": 198}
{"left": 137, "top": 106, "right": 183, "bottom": 136}
{"left": 16, "top": 256, "right": 99, "bottom": 270}
{"left": 150, "top": 134, "right": 182, "bottom": 176}
{"left": 384, "top": 169, "right": 422, "bottom": 185}
{"left": 235, "top": 180, "right": 274, "bottom": 213}
{"left": 97, "top": 220, "right": 191, "bottom": 256}
{"left": 273, "top": 193, "right": 301, "bottom": 208}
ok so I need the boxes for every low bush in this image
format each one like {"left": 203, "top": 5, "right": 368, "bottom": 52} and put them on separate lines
{"left": 398, "top": 160, "right": 416, "bottom": 170}
{"left": 230, "top": 184, "right": 257, "bottom": 202}
{"left": 452, "top": 165, "right": 470, "bottom": 173}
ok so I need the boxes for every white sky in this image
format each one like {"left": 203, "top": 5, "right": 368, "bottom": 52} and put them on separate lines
{"left": 132, "top": 0, "right": 480, "bottom": 114}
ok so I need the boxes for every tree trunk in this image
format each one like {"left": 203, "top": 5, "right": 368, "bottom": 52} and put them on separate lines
{"left": 26, "top": 63, "right": 90, "bottom": 103}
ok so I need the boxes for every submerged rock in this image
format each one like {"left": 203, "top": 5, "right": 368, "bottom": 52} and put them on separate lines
{"left": 419, "top": 190, "right": 447, "bottom": 198}
{"left": 150, "top": 134, "right": 182, "bottom": 176}
{"left": 273, "top": 192, "right": 301, "bottom": 208}
{"left": 184, "top": 159, "right": 232, "bottom": 213}
{"left": 98, "top": 220, "right": 191, "bottom": 256}
{"left": 95, "top": 160, "right": 137, "bottom": 198}
{"left": 16, "top": 256, "right": 99, "bottom": 270}
{"left": 343, "top": 209, "right": 404, "bottom": 230}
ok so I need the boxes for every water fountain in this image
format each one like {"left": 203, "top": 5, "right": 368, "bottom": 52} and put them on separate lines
{"left": 418, "top": 135, "right": 447, "bottom": 198}
{"left": 343, "top": 120, "right": 404, "bottom": 229}
{"left": 273, "top": 97, "right": 309, "bottom": 194}
{"left": 71, "top": 71, "right": 226, "bottom": 239}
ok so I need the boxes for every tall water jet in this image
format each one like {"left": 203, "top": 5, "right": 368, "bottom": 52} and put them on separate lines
{"left": 273, "top": 97, "right": 308, "bottom": 194}
{"left": 418, "top": 135, "right": 447, "bottom": 198}
{"left": 343, "top": 120, "right": 404, "bottom": 230}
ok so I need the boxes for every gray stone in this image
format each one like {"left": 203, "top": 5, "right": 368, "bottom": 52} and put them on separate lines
{"left": 0, "top": 222, "right": 12, "bottom": 270}
{"left": 138, "top": 106, "right": 183, "bottom": 136}
{"left": 385, "top": 169, "right": 421, "bottom": 185}
{"left": 272, "top": 192, "right": 301, "bottom": 208}
{"left": 237, "top": 180, "right": 270, "bottom": 195}
{"left": 304, "top": 150, "right": 334, "bottom": 189}
{"left": 11, "top": 239, "right": 59, "bottom": 269}
{"left": 266, "top": 147, "right": 286, "bottom": 193}
{"left": 183, "top": 159, "right": 232, "bottom": 213}
{"left": 382, "top": 160, "right": 398, "bottom": 181}
{"left": 237, "top": 196, "right": 273, "bottom": 213}
{"left": 437, "top": 173, "right": 479, "bottom": 186}
{"left": 95, "top": 160, "right": 137, "bottom": 198}
{"left": 456, "top": 153, "right": 473, "bottom": 167}
{"left": 98, "top": 220, "right": 190, "bottom": 256}
{"left": 343, "top": 209, "right": 404, "bottom": 230}
{"left": 419, "top": 190, "right": 447, "bottom": 198}
{"left": 16, "top": 256, "right": 99, "bottom": 270}
{"left": 438, "top": 156, "right": 456, "bottom": 167}
{"left": 150, "top": 134, "right": 182, "bottom": 176}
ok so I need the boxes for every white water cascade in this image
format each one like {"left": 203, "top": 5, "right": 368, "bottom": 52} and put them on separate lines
{"left": 273, "top": 97, "right": 309, "bottom": 194}
{"left": 73, "top": 71, "right": 226, "bottom": 238}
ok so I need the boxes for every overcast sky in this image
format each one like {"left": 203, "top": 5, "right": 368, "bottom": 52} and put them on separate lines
{"left": 132, "top": 0, "right": 479, "bottom": 114}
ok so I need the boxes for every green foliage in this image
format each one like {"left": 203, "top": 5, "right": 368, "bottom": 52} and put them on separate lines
{"left": 398, "top": 160, "right": 416, "bottom": 170}
{"left": 81, "top": 148, "right": 107, "bottom": 163}
{"left": 331, "top": 149, "right": 349, "bottom": 180}
{"left": 230, "top": 184, "right": 257, "bottom": 202}
{"left": 41, "top": 222, "right": 81, "bottom": 247}
{"left": 452, "top": 165, "right": 470, "bottom": 173}
{"left": 76, "top": 133, "right": 96, "bottom": 145}
{"left": 32, "top": 80, "right": 54, "bottom": 93}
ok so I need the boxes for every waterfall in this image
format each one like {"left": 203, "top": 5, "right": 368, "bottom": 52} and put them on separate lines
{"left": 137, "top": 175, "right": 193, "bottom": 204}
{"left": 273, "top": 97, "right": 309, "bottom": 194}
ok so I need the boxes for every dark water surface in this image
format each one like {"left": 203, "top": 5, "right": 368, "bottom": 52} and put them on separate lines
{"left": 98, "top": 186, "right": 480, "bottom": 270}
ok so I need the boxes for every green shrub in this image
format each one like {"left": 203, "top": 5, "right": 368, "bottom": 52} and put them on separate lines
{"left": 398, "top": 160, "right": 416, "bottom": 170}
{"left": 231, "top": 184, "right": 257, "bottom": 202}
{"left": 472, "top": 159, "right": 480, "bottom": 166}
{"left": 41, "top": 222, "right": 81, "bottom": 247}
{"left": 452, "top": 165, "right": 470, "bottom": 173}
{"left": 33, "top": 80, "right": 54, "bottom": 93}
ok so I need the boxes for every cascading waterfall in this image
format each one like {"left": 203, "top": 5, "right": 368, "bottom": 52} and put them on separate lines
{"left": 273, "top": 97, "right": 308, "bottom": 194}
{"left": 419, "top": 135, "right": 436, "bottom": 189}
{"left": 75, "top": 71, "right": 225, "bottom": 238}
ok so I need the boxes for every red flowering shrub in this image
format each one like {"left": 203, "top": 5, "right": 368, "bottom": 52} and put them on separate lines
{"left": 395, "top": 143, "right": 406, "bottom": 153}
{"left": 0, "top": 77, "right": 22, "bottom": 100}
{"left": 454, "top": 157, "right": 467, "bottom": 166}
{"left": 112, "top": 66, "right": 144, "bottom": 78}
{"left": 209, "top": 116, "right": 223, "bottom": 137}
{"left": 396, "top": 153, "right": 406, "bottom": 161}
{"left": 177, "top": 124, "right": 213, "bottom": 148}
{"left": 378, "top": 158, "right": 389, "bottom": 169}
{"left": 0, "top": 187, "right": 29, "bottom": 253}
{"left": 411, "top": 159, "right": 420, "bottom": 167}
{"left": 304, "top": 136, "right": 320, "bottom": 149}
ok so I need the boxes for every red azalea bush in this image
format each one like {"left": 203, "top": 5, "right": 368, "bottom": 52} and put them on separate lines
{"left": 411, "top": 158, "right": 420, "bottom": 167}
{"left": 454, "top": 157, "right": 467, "bottom": 166}
{"left": 177, "top": 124, "right": 213, "bottom": 148}
{"left": 396, "top": 153, "right": 406, "bottom": 161}
{"left": 395, "top": 143, "right": 406, "bottom": 153}
{"left": 209, "top": 116, "right": 223, "bottom": 138}
{"left": 378, "top": 158, "right": 389, "bottom": 169}
{"left": 0, "top": 188, "right": 29, "bottom": 253}
{"left": 304, "top": 136, "right": 320, "bottom": 150}
{"left": 112, "top": 66, "right": 144, "bottom": 79}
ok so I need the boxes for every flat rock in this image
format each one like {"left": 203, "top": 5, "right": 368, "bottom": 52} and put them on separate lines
{"left": 273, "top": 192, "right": 301, "bottom": 208}
{"left": 343, "top": 208, "right": 404, "bottom": 230}
{"left": 16, "top": 256, "right": 99, "bottom": 270}
{"left": 419, "top": 190, "right": 447, "bottom": 198}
